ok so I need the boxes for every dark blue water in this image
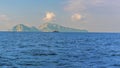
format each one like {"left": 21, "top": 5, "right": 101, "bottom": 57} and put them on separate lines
{"left": 0, "top": 32, "right": 120, "bottom": 68}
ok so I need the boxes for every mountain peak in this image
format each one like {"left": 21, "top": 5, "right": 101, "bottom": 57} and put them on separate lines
{"left": 12, "top": 24, "right": 40, "bottom": 32}
{"left": 39, "top": 23, "right": 88, "bottom": 32}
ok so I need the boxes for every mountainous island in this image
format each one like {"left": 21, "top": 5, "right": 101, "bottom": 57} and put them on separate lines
{"left": 12, "top": 23, "right": 88, "bottom": 32}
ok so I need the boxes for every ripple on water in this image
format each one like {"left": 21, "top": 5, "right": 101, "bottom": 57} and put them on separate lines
{"left": 0, "top": 33, "right": 120, "bottom": 68}
{"left": 21, "top": 49, "right": 57, "bottom": 56}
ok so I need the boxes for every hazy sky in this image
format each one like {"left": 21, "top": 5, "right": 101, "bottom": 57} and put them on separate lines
{"left": 0, "top": 0, "right": 120, "bottom": 32}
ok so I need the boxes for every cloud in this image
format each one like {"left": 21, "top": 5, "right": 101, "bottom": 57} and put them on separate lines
{"left": 93, "top": 0, "right": 105, "bottom": 4}
{"left": 65, "top": 0, "right": 105, "bottom": 12}
{"left": 0, "top": 15, "right": 9, "bottom": 22}
{"left": 43, "top": 12, "right": 56, "bottom": 22}
{"left": 64, "top": 0, "right": 106, "bottom": 23}
{"left": 65, "top": 0, "right": 85, "bottom": 12}
{"left": 72, "top": 13, "right": 82, "bottom": 21}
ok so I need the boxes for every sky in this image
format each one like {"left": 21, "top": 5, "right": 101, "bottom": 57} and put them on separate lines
{"left": 0, "top": 0, "right": 120, "bottom": 32}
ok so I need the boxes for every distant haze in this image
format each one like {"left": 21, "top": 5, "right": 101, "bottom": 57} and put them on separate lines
{"left": 0, "top": 0, "right": 120, "bottom": 32}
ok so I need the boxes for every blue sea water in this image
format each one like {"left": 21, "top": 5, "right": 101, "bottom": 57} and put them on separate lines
{"left": 0, "top": 32, "right": 120, "bottom": 68}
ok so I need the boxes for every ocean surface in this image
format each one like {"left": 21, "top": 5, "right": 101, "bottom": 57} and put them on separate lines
{"left": 0, "top": 32, "right": 120, "bottom": 68}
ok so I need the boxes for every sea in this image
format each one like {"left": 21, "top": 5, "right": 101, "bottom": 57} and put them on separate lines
{"left": 0, "top": 32, "right": 120, "bottom": 68}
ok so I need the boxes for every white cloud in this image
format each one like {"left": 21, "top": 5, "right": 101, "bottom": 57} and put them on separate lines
{"left": 64, "top": 0, "right": 106, "bottom": 22}
{"left": 43, "top": 12, "right": 56, "bottom": 22}
{"left": 0, "top": 15, "right": 9, "bottom": 22}
{"left": 72, "top": 13, "right": 82, "bottom": 21}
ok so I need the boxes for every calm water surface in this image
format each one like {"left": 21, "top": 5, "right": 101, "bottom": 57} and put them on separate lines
{"left": 0, "top": 32, "right": 120, "bottom": 68}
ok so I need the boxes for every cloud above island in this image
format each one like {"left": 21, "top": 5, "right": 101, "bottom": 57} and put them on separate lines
{"left": 43, "top": 12, "right": 56, "bottom": 22}
{"left": 71, "top": 13, "right": 82, "bottom": 21}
